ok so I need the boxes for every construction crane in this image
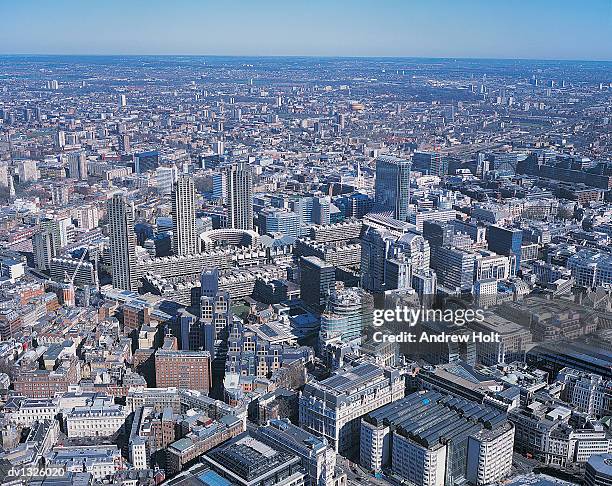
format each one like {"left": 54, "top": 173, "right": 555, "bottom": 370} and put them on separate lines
{"left": 61, "top": 247, "right": 94, "bottom": 307}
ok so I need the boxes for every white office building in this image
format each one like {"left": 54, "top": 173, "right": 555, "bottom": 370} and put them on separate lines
{"left": 567, "top": 249, "right": 612, "bottom": 288}
{"left": 558, "top": 368, "right": 612, "bottom": 417}
{"left": 155, "top": 165, "right": 179, "bottom": 195}
{"left": 409, "top": 209, "right": 457, "bottom": 232}
{"left": 45, "top": 445, "right": 122, "bottom": 480}
{"left": 510, "top": 402, "right": 612, "bottom": 466}
{"left": 299, "top": 361, "right": 405, "bottom": 456}
{"left": 6, "top": 397, "right": 59, "bottom": 427}
{"left": 64, "top": 397, "right": 129, "bottom": 438}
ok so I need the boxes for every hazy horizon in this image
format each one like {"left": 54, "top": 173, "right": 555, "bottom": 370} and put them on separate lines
{"left": 2, "top": 0, "right": 611, "bottom": 61}
{"left": 1, "top": 54, "right": 612, "bottom": 64}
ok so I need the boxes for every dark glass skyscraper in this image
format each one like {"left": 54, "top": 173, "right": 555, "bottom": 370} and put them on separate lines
{"left": 375, "top": 155, "right": 411, "bottom": 221}
{"left": 422, "top": 220, "right": 454, "bottom": 248}
{"left": 300, "top": 255, "right": 335, "bottom": 313}
{"left": 134, "top": 151, "right": 160, "bottom": 174}
{"left": 487, "top": 225, "right": 523, "bottom": 274}
{"left": 200, "top": 268, "right": 220, "bottom": 298}
{"left": 412, "top": 151, "right": 447, "bottom": 177}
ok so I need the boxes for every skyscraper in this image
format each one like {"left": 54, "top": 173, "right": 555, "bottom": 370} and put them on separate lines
{"left": 65, "top": 151, "right": 88, "bottom": 180}
{"left": 374, "top": 155, "right": 411, "bottom": 221}
{"left": 0, "top": 162, "right": 9, "bottom": 188}
{"left": 16, "top": 159, "right": 38, "bottom": 183}
{"left": 39, "top": 217, "right": 71, "bottom": 250}
{"left": 476, "top": 152, "right": 489, "bottom": 179}
{"left": 134, "top": 151, "right": 160, "bottom": 174}
{"left": 487, "top": 225, "right": 523, "bottom": 274}
{"left": 294, "top": 195, "right": 331, "bottom": 226}
{"left": 214, "top": 140, "right": 224, "bottom": 155}
{"left": 171, "top": 175, "right": 198, "bottom": 256}
{"left": 55, "top": 130, "right": 66, "bottom": 149}
{"left": 212, "top": 171, "right": 227, "bottom": 201}
{"left": 412, "top": 151, "right": 447, "bottom": 176}
{"left": 226, "top": 162, "right": 253, "bottom": 230}
{"left": 199, "top": 267, "right": 232, "bottom": 393}
{"left": 361, "top": 225, "right": 430, "bottom": 293}
{"left": 360, "top": 226, "right": 392, "bottom": 293}
{"left": 118, "top": 134, "right": 131, "bottom": 154}
{"left": 312, "top": 196, "right": 331, "bottom": 225}
{"left": 300, "top": 255, "right": 335, "bottom": 313}
{"left": 32, "top": 231, "right": 57, "bottom": 271}
{"left": 200, "top": 283, "right": 232, "bottom": 356}
{"left": 200, "top": 268, "right": 220, "bottom": 298}
{"left": 108, "top": 194, "right": 138, "bottom": 291}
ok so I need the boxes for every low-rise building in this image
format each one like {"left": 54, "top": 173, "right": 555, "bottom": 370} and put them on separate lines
{"left": 166, "top": 414, "right": 244, "bottom": 475}
{"left": 64, "top": 397, "right": 129, "bottom": 438}
{"left": 13, "top": 357, "right": 81, "bottom": 398}
{"left": 258, "top": 418, "right": 337, "bottom": 486}
{"left": 5, "top": 397, "right": 59, "bottom": 427}
{"left": 45, "top": 445, "right": 122, "bottom": 480}
{"left": 202, "top": 432, "right": 306, "bottom": 486}
{"left": 155, "top": 350, "right": 211, "bottom": 392}
{"left": 558, "top": 367, "right": 612, "bottom": 417}
{"left": 509, "top": 401, "right": 612, "bottom": 466}
{"left": 0, "top": 419, "right": 60, "bottom": 479}
{"left": 360, "top": 391, "right": 514, "bottom": 486}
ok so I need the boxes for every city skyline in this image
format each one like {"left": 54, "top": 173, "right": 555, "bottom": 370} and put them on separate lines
{"left": 2, "top": 0, "right": 612, "bottom": 61}
{"left": 2, "top": 6, "right": 612, "bottom": 484}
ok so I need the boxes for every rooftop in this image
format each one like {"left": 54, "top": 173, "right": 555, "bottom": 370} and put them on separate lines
{"left": 205, "top": 433, "right": 298, "bottom": 481}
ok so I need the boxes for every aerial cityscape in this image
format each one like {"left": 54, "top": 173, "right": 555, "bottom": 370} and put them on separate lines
{"left": 0, "top": 2, "right": 612, "bottom": 486}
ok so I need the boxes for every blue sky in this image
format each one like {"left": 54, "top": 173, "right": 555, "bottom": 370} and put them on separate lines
{"left": 1, "top": 0, "right": 611, "bottom": 60}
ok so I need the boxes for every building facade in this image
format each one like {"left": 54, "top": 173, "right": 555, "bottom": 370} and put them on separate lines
{"left": 375, "top": 155, "right": 411, "bottom": 222}
{"left": 172, "top": 175, "right": 199, "bottom": 256}
{"left": 299, "top": 361, "right": 405, "bottom": 456}
{"left": 107, "top": 194, "right": 138, "bottom": 291}
{"left": 226, "top": 162, "right": 254, "bottom": 231}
